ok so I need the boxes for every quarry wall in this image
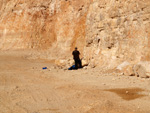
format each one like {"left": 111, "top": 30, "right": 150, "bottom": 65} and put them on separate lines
{"left": 0, "top": 0, "right": 150, "bottom": 69}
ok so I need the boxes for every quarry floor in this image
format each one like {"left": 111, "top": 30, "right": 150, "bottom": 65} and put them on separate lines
{"left": 0, "top": 51, "right": 150, "bottom": 113}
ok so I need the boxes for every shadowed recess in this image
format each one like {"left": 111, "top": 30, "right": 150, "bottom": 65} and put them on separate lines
{"left": 105, "top": 88, "right": 146, "bottom": 101}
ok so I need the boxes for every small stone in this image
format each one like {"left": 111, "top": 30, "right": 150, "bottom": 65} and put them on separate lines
{"left": 83, "top": 66, "right": 87, "bottom": 69}
{"left": 112, "top": 78, "right": 116, "bottom": 81}
{"left": 102, "top": 83, "right": 106, "bottom": 85}
{"left": 126, "top": 91, "right": 129, "bottom": 94}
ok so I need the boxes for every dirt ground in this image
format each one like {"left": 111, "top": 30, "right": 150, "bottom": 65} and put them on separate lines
{"left": 0, "top": 50, "right": 150, "bottom": 113}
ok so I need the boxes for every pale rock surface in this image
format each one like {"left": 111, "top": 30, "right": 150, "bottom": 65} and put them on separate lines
{"left": 116, "top": 61, "right": 134, "bottom": 76}
{"left": 117, "top": 61, "right": 130, "bottom": 70}
{"left": 84, "top": 0, "right": 150, "bottom": 68}
{"left": 133, "top": 61, "right": 150, "bottom": 78}
{"left": 82, "top": 59, "right": 88, "bottom": 67}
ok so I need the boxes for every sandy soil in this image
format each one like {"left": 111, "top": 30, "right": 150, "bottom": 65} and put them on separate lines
{"left": 0, "top": 51, "right": 150, "bottom": 113}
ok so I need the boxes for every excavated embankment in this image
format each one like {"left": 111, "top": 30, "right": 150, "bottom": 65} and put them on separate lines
{"left": 0, "top": 0, "right": 150, "bottom": 76}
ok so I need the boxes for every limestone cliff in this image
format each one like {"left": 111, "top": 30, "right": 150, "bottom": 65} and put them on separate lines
{"left": 0, "top": 0, "right": 150, "bottom": 69}
{"left": 0, "top": 0, "right": 90, "bottom": 52}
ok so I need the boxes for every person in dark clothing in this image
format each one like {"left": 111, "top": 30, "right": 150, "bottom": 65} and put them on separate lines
{"left": 72, "top": 47, "right": 82, "bottom": 69}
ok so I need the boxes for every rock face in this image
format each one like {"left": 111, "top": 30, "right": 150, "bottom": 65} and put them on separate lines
{"left": 133, "top": 62, "right": 150, "bottom": 78}
{"left": 84, "top": 0, "right": 150, "bottom": 68}
{"left": 0, "top": 0, "right": 150, "bottom": 68}
{"left": 0, "top": 0, "right": 90, "bottom": 53}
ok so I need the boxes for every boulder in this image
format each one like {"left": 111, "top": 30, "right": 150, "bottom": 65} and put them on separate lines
{"left": 123, "top": 65, "right": 135, "bottom": 76}
{"left": 89, "top": 59, "right": 96, "bottom": 68}
{"left": 133, "top": 62, "right": 150, "bottom": 78}
{"left": 82, "top": 59, "right": 88, "bottom": 67}
{"left": 116, "top": 61, "right": 134, "bottom": 76}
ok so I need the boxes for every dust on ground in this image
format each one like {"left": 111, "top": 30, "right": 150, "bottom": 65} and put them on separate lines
{"left": 0, "top": 50, "right": 150, "bottom": 113}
